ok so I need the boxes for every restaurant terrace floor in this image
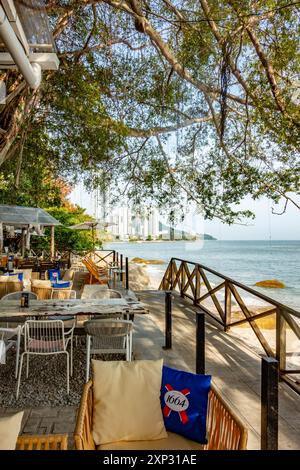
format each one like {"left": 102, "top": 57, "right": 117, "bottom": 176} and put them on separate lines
{"left": 0, "top": 251, "right": 300, "bottom": 450}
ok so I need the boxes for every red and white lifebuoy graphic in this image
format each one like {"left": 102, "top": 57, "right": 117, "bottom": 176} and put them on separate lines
{"left": 163, "top": 384, "right": 190, "bottom": 424}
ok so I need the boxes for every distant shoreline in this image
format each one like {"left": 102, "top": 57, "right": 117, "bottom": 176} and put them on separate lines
{"left": 105, "top": 238, "right": 216, "bottom": 244}
{"left": 105, "top": 239, "right": 300, "bottom": 243}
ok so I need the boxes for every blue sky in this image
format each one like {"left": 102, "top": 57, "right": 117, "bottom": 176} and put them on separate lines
{"left": 70, "top": 185, "right": 300, "bottom": 240}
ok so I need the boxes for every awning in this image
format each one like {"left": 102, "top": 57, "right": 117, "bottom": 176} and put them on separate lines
{"left": 0, "top": 204, "right": 61, "bottom": 228}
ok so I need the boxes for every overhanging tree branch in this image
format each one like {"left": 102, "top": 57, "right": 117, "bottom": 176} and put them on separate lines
{"left": 102, "top": 0, "right": 248, "bottom": 106}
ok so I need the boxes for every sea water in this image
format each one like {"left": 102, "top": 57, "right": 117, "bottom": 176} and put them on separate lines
{"left": 104, "top": 240, "right": 300, "bottom": 311}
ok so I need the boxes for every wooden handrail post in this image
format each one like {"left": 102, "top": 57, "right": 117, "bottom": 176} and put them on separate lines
{"left": 224, "top": 280, "right": 232, "bottom": 331}
{"left": 196, "top": 311, "right": 205, "bottom": 374}
{"left": 276, "top": 308, "right": 286, "bottom": 374}
{"left": 125, "top": 257, "right": 129, "bottom": 290}
{"left": 261, "top": 357, "right": 279, "bottom": 450}
{"left": 113, "top": 250, "right": 116, "bottom": 263}
{"left": 163, "top": 291, "right": 172, "bottom": 349}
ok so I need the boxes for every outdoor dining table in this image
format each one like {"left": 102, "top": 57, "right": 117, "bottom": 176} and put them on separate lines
{"left": 0, "top": 298, "right": 148, "bottom": 322}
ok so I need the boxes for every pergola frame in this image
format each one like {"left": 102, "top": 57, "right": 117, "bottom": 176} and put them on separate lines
{"left": 0, "top": 204, "right": 61, "bottom": 258}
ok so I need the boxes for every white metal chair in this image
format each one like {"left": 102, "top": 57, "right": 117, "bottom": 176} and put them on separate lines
{"left": 0, "top": 292, "right": 38, "bottom": 328}
{"left": 50, "top": 289, "right": 77, "bottom": 300}
{"left": 1, "top": 291, "right": 38, "bottom": 301}
{"left": 0, "top": 325, "right": 22, "bottom": 378}
{"left": 16, "top": 319, "right": 75, "bottom": 398}
{"left": 84, "top": 319, "right": 133, "bottom": 383}
{"left": 91, "top": 289, "right": 122, "bottom": 299}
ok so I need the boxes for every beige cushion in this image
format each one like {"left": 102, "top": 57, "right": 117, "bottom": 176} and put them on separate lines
{"left": 62, "top": 269, "right": 74, "bottom": 282}
{"left": 0, "top": 275, "right": 19, "bottom": 282}
{"left": 98, "top": 431, "right": 204, "bottom": 450}
{"left": 32, "top": 279, "right": 52, "bottom": 288}
{"left": 14, "top": 269, "right": 32, "bottom": 281}
{"left": 0, "top": 412, "right": 24, "bottom": 450}
{"left": 92, "top": 359, "right": 167, "bottom": 445}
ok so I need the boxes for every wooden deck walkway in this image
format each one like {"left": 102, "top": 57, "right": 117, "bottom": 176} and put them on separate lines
{"left": 134, "top": 290, "right": 300, "bottom": 450}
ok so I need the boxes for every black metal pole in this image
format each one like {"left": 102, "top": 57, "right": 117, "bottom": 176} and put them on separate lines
{"left": 116, "top": 252, "right": 119, "bottom": 266}
{"left": 125, "top": 257, "right": 129, "bottom": 290}
{"left": 113, "top": 251, "right": 116, "bottom": 263}
{"left": 120, "top": 254, "right": 123, "bottom": 283}
{"left": 261, "top": 357, "right": 279, "bottom": 450}
{"left": 163, "top": 291, "right": 172, "bottom": 349}
{"left": 196, "top": 311, "right": 205, "bottom": 374}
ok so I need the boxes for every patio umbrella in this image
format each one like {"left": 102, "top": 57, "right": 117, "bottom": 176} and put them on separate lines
{"left": 68, "top": 219, "right": 116, "bottom": 249}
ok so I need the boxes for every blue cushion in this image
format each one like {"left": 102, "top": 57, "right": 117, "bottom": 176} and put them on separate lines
{"left": 5, "top": 272, "right": 23, "bottom": 281}
{"left": 52, "top": 281, "right": 70, "bottom": 289}
{"left": 160, "top": 366, "right": 211, "bottom": 444}
{"left": 48, "top": 269, "right": 61, "bottom": 281}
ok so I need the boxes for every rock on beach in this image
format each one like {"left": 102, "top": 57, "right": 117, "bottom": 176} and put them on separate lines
{"left": 255, "top": 279, "right": 286, "bottom": 289}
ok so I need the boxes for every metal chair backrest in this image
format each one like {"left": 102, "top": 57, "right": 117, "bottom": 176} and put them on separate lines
{"left": 84, "top": 319, "right": 132, "bottom": 340}
{"left": 1, "top": 291, "right": 38, "bottom": 301}
{"left": 24, "top": 320, "right": 66, "bottom": 354}
{"left": 51, "top": 289, "right": 76, "bottom": 300}
{"left": 84, "top": 319, "right": 133, "bottom": 356}
{"left": 93, "top": 289, "right": 122, "bottom": 299}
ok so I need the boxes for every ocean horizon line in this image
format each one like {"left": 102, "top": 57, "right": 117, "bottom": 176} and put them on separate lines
{"left": 105, "top": 238, "right": 300, "bottom": 242}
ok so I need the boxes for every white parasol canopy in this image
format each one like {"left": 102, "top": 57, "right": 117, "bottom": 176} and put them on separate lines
{"left": 68, "top": 220, "right": 116, "bottom": 230}
{"left": 68, "top": 219, "right": 116, "bottom": 250}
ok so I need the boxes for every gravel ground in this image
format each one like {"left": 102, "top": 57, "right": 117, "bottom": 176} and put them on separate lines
{"left": 0, "top": 343, "right": 125, "bottom": 409}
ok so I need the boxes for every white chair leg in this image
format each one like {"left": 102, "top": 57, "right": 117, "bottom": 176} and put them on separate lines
{"left": 15, "top": 328, "right": 21, "bottom": 379}
{"left": 126, "top": 335, "right": 129, "bottom": 361}
{"left": 70, "top": 337, "right": 73, "bottom": 377}
{"left": 66, "top": 352, "right": 70, "bottom": 395}
{"left": 16, "top": 353, "right": 25, "bottom": 399}
{"left": 86, "top": 335, "right": 91, "bottom": 383}
{"left": 129, "top": 331, "right": 133, "bottom": 361}
{"left": 26, "top": 354, "right": 30, "bottom": 378}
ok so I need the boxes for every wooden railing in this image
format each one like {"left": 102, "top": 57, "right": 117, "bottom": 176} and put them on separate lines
{"left": 159, "top": 258, "right": 300, "bottom": 394}
{"left": 89, "top": 250, "right": 115, "bottom": 267}
{"left": 77, "top": 249, "right": 130, "bottom": 290}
